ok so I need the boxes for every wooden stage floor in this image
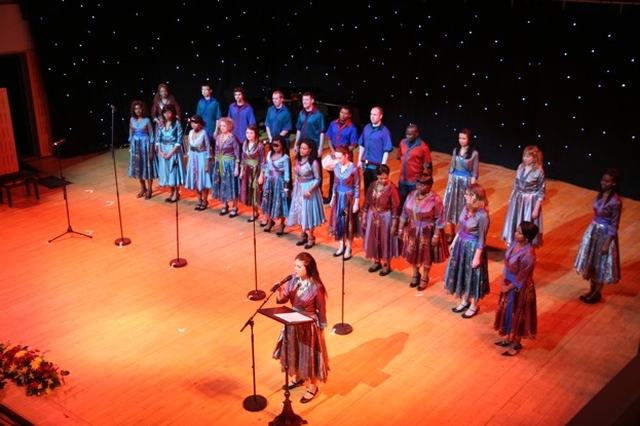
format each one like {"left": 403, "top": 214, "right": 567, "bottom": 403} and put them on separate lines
{"left": 0, "top": 148, "right": 638, "bottom": 425}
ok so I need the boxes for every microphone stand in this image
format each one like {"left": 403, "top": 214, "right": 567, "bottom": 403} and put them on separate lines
{"left": 333, "top": 205, "right": 353, "bottom": 335}
{"left": 247, "top": 194, "right": 265, "bottom": 301}
{"left": 240, "top": 283, "right": 281, "bottom": 412}
{"left": 110, "top": 104, "right": 131, "bottom": 246}
{"left": 47, "top": 140, "right": 93, "bottom": 243}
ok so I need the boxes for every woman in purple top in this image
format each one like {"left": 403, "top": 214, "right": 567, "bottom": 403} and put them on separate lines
{"left": 274, "top": 252, "right": 329, "bottom": 404}
{"left": 574, "top": 168, "right": 622, "bottom": 304}
{"left": 494, "top": 221, "right": 539, "bottom": 356}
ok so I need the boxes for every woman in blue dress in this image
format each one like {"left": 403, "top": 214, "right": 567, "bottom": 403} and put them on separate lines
{"left": 327, "top": 145, "right": 360, "bottom": 260}
{"left": 260, "top": 135, "right": 291, "bottom": 236}
{"left": 502, "top": 145, "right": 545, "bottom": 247}
{"left": 442, "top": 128, "right": 479, "bottom": 243}
{"left": 184, "top": 115, "right": 211, "bottom": 211}
{"left": 127, "top": 100, "right": 156, "bottom": 199}
{"left": 574, "top": 168, "right": 622, "bottom": 304}
{"left": 211, "top": 117, "right": 241, "bottom": 217}
{"left": 444, "top": 183, "right": 490, "bottom": 319}
{"left": 288, "top": 139, "right": 326, "bottom": 249}
{"left": 155, "top": 104, "right": 184, "bottom": 202}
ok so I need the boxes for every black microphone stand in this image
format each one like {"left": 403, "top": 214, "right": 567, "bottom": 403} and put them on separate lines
{"left": 333, "top": 205, "right": 353, "bottom": 335}
{"left": 247, "top": 193, "right": 265, "bottom": 301}
{"left": 47, "top": 140, "right": 93, "bottom": 243}
{"left": 110, "top": 104, "right": 131, "bottom": 246}
{"left": 240, "top": 283, "right": 282, "bottom": 412}
{"left": 169, "top": 190, "right": 187, "bottom": 268}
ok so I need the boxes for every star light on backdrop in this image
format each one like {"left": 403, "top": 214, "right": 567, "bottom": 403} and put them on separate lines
{"left": 22, "top": 0, "right": 640, "bottom": 198}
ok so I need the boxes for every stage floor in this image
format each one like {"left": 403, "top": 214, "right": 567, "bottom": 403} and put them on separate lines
{"left": 0, "top": 148, "right": 638, "bottom": 425}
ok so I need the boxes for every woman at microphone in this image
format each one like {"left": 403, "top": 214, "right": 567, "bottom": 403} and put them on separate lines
{"left": 273, "top": 252, "right": 329, "bottom": 404}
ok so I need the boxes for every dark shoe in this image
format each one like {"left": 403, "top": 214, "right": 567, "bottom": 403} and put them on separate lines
{"left": 461, "top": 306, "right": 480, "bottom": 319}
{"left": 323, "top": 197, "right": 331, "bottom": 205}
{"left": 259, "top": 221, "right": 268, "bottom": 227}
{"left": 409, "top": 273, "right": 421, "bottom": 288}
{"left": 296, "top": 235, "right": 308, "bottom": 246}
{"left": 333, "top": 248, "right": 344, "bottom": 257}
{"left": 165, "top": 197, "right": 172, "bottom": 202}
{"left": 494, "top": 340, "right": 511, "bottom": 347}
{"left": 304, "top": 238, "right": 315, "bottom": 249}
{"left": 281, "top": 379, "right": 305, "bottom": 391}
{"left": 300, "top": 387, "right": 318, "bottom": 404}
{"left": 583, "top": 292, "right": 602, "bottom": 304}
{"left": 168, "top": 197, "right": 178, "bottom": 203}
{"left": 276, "top": 224, "right": 285, "bottom": 236}
{"left": 379, "top": 265, "right": 391, "bottom": 276}
{"left": 368, "top": 262, "right": 382, "bottom": 273}
{"left": 229, "top": 208, "right": 238, "bottom": 218}
{"left": 502, "top": 343, "right": 522, "bottom": 356}
{"left": 219, "top": 205, "right": 229, "bottom": 216}
{"left": 452, "top": 302, "right": 471, "bottom": 313}
{"left": 263, "top": 220, "right": 275, "bottom": 232}
{"left": 136, "top": 190, "right": 146, "bottom": 198}
{"left": 145, "top": 190, "right": 153, "bottom": 200}
{"left": 343, "top": 247, "right": 352, "bottom": 261}
{"left": 417, "top": 277, "right": 429, "bottom": 291}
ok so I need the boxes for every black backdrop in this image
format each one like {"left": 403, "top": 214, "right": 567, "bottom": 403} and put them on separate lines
{"left": 22, "top": 0, "right": 640, "bottom": 199}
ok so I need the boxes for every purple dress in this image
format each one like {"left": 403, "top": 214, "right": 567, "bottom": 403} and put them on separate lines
{"left": 494, "top": 242, "right": 537, "bottom": 341}
{"left": 362, "top": 182, "right": 401, "bottom": 262}
{"left": 502, "top": 164, "right": 545, "bottom": 246}
{"left": 442, "top": 149, "right": 479, "bottom": 224}
{"left": 273, "top": 277, "right": 330, "bottom": 383}
{"left": 399, "top": 190, "right": 448, "bottom": 266}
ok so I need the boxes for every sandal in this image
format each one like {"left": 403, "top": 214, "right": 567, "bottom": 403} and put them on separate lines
{"left": 281, "top": 378, "right": 305, "bottom": 391}
{"left": 300, "top": 387, "right": 318, "bottom": 404}
{"left": 452, "top": 302, "right": 471, "bottom": 313}
{"left": 494, "top": 340, "right": 511, "bottom": 347}
{"left": 368, "top": 262, "right": 382, "bottom": 273}
{"left": 296, "top": 235, "right": 308, "bottom": 246}
{"left": 409, "top": 272, "right": 421, "bottom": 288}
{"left": 304, "top": 238, "right": 315, "bottom": 249}
{"left": 228, "top": 208, "right": 238, "bottom": 218}
{"left": 136, "top": 190, "right": 146, "bottom": 198}
{"left": 276, "top": 224, "right": 285, "bottom": 236}
{"left": 417, "top": 276, "right": 429, "bottom": 291}
{"left": 263, "top": 220, "right": 275, "bottom": 233}
{"left": 219, "top": 205, "right": 229, "bottom": 216}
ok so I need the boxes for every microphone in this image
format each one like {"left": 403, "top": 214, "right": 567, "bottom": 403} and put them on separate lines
{"left": 53, "top": 138, "right": 66, "bottom": 146}
{"left": 110, "top": 105, "right": 117, "bottom": 112}
{"left": 270, "top": 274, "right": 293, "bottom": 292}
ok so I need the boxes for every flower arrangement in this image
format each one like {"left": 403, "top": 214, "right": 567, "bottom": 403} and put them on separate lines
{"left": 0, "top": 343, "right": 70, "bottom": 396}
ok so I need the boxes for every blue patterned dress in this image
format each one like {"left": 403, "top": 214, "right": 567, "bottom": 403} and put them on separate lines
{"left": 444, "top": 207, "right": 490, "bottom": 300}
{"left": 211, "top": 132, "right": 240, "bottom": 202}
{"left": 574, "top": 192, "right": 622, "bottom": 284}
{"left": 184, "top": 129, "right": 211, "bottom": 191}
{"left": 155, "top": 121, "right": 185, "bottom": 187}
{"left": 443, "top": 149, "right": 479, "bottom": 224}
{"left": 502, "top": 164, "right": 545, "bottom": 246}
{"left": 127, "top": 117, "right": 157, "bottom": 180}
{"left": 261, "top": 152, "right": 291, "bottom": 220}
{"left": 328, "top": 163, "right": 361, "bottom": 241}
{"left": 288, "top": 159, "right": 326, "bottom": 230}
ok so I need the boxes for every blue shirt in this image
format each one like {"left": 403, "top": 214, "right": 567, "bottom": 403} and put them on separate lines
{"left": 196, "top": 97, "right": 222, "bottom": 138}
{"left": 296, "top": 106, "right": 325, "bottom": 143}
{"left": 358, "top": 123, "right": 393, "bottom": 164}
{"left": 228, "top": 102, "right": 257, "bottom": 141}
{"left": 265, "top": 104, "right": 293, "bottom": 139}
{"left": 325, "top": 119, "right": 359, "bottom": 149}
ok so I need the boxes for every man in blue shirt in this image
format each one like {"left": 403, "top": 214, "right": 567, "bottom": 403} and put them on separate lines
{"left": 323, "top": 105, "right": 359, "bottom": 203}
{"left": 265, "top": 90, "right": 293, "bottom": 142}
{"left": 228, "top": 86, "right": 257, "bottom": 142}
{"left": 294, "top": 91, "right": 326, "bottom": 197}
{"left": 357, "top": 106, "right": 393, "bottom": 193}
{"left": 195, "top": 82, "right": 222, "bottom": 139}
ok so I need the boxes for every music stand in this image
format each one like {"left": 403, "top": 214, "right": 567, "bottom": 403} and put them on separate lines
{"left": 259, "top": 306, "right": 313, "bottom": 426}
{"left": 47, "top": 140, "right": 93, "bottom": 243}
